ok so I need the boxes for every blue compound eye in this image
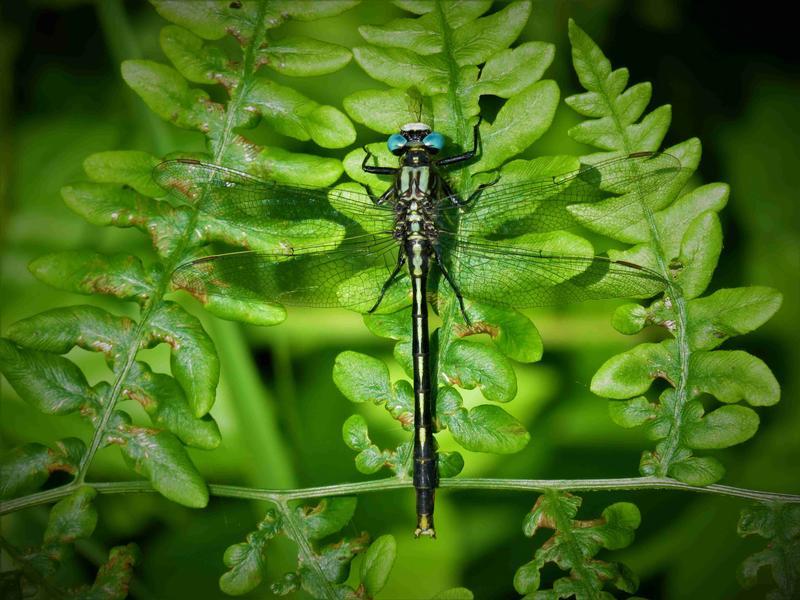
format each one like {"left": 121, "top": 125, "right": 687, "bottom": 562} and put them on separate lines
{"left": 387, "top": 133, "right": 407, "bottom": 155}
{"left": 422, "top": 131, "right": 444, "bottom": 153}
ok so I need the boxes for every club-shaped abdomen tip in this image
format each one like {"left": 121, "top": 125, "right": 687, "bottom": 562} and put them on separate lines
{"left": 414, "top": 515, "right": 436, "bottom": 538}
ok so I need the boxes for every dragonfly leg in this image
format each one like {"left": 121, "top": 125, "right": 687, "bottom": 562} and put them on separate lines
{"left": 441, "top": 175, "right": 499, "bottom": 208}
{"left": 362, "top": 145, "right": 399, "bottom": 175}
{"left": 440, "top": 178, "right": 465, "bottom": 206}
{"left": 368, "top": 254, "right": 406, "bottom": 313}
{"left": 371, "top": 184, "right": 396, "bottom": 206}
{"left": 435, "top": 118, "right": 481, "bottom": 168}
{"left": 432, "top": 249, "right": 471, "bottom": 326}
{"left": 465, "top": 175, "right": 500, "bottom": 204}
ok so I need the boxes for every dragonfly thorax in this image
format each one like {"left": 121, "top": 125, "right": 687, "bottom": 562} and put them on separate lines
{"left": 394, "top": 165, "right": 438, "bottom": 247}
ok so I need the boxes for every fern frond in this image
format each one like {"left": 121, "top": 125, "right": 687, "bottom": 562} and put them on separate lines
{"left": 514, "top": 491, "right": 640, "bottom": 599}
{"left": 566, "top": 20, "right": 782, "bottom": 485}
{"left": 0, "top": 2, "right": 362, "bottom": 597}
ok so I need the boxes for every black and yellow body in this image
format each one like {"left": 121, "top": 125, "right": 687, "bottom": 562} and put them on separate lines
{"left": 362, "top": 122, "right": 482, "bottom": 538}
{"left": 399, "top": 160, "right": 439, "bottom": 538}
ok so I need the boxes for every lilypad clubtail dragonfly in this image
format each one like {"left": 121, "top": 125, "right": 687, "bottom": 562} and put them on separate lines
{"left": 157, "top": 121, "right": 679, "bottom": 537}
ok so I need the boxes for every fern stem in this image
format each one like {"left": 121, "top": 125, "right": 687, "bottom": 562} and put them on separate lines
{"left": 74, "top": 0, "right": 196, "bottom": 483}
{"left": 74, "top": 1, "right": 298, "bottom": 493}
{"left": 73, "top": 0, "right": 157, "bottom": 484}
{"left": 75, "top": 312, "right": 154, "bottom": 483}
{"left": 430, "top": 0, "right": 474, "bottom": 194}
{"left": 543, "top": 489, "right": 597, "bottom": 598}
{"left": 276, "top": 499, "right": 341, "bottom": 600}
{"left": 441, "top": 478, "right": 800, "bottom": 502}
{"left": 585, "top": 49, "right": 691, "bottom": 476}
{"left": 429, "top": 0, "right": 478, "bottom": 412}
{"left": 3, "top": 478, "right": 797, "bottom": 516}
{"left": 211, "top": 0, "right": 269, "bottom": 162}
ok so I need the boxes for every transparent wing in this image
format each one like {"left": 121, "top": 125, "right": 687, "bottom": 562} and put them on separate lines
{"left": 171, "top": 233, "right": 409, "bottom": 311}
{"left": 440, "top": 234, "right": 667, "bottom": 309}
{"left": 154, "top": 159, "right": 395, "bottom": 229}
{"left": 437, "top": 152, "right": 682, "bottom": 237}
{"left": 161, "top": 154, "right": 675, "bottom": 313}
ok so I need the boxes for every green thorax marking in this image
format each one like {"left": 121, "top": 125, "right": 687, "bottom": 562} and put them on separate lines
{"left": 400, "top": 166, "right": 431, "bottom": 200}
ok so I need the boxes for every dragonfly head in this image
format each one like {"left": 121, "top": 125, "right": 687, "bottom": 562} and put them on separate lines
{"left": 389, "top": 123, "right": 445, "bottom": 156}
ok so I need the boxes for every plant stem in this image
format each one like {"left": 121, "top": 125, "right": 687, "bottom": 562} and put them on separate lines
{"left": 3, "top": 478, "right": 797, "bottom": 516}
{"left": 73, "top": 0, "right": 298, "bottom": 492}
{"left": 276, "top": 499, "right": 340, "bottom": 599}
{"left": 583, "top": 38, "right": 691, "bottom": 476}
{"left": 210, "top": 319, "right": 298, "bottom": 489}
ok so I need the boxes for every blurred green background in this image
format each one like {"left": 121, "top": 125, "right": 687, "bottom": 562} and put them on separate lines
{"left": 1, "top": 1, "right": 798, "bottom": 598}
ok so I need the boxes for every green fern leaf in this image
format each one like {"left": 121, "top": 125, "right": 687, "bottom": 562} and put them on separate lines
{"left": 738, "top": 503, "right": 799, "bottom": 599}
{"left": 0, "top": 3, "right": 362, "bottom": 597}
{"left": 567, "top": 20, "right": 782, "bottom": 485}
{"left": 0, "top": 439, "right": 84, "bottom": 500}
{"left": 219, "top": 497, "right": 379, "bottom": 597}
{"left": 515, "top": 491, "right": 641, "bottom": 599}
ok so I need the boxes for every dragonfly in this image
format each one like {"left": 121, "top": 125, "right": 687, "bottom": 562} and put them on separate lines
{"left": 156, "top": 121, "right": 680, "bottom": 538}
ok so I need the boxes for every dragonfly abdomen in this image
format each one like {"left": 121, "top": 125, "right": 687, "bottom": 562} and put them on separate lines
{"left": 406, "top": 236, "right": 437, "bottom": 537}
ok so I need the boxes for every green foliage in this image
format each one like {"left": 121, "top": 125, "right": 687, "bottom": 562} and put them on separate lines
{"left": 0, "top": 439, "right": 85, "bottom": 500}
{"left": 1, "top": 2, "right": 794, "bottom": 599}
{"left": 1, "top": 305, "right": 212, "bottom": 507}
{"left": 737, "top": 503, "right": 799, "bottom": 599}
{"left": 360, "top": 534, "right": 397, "bottom": 597}
{"left": 566, "top": 20, "right": 782, "bottom": 485}
{"left": 0, "top": 487, "right": 138, "bottom": 599}
{"left": 219, "top": 497, "right": 380, "bottom": 598}
{"left": 0, "top": 1, "right": 361, "bottom": 597}
{"left": 514, "top": 491, "right": 640, "bottom": 599}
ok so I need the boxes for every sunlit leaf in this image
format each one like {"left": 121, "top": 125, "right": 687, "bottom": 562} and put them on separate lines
{"left": 568, "top": 20, "right": 780, "bottom": 485}
{"left": 147, "top": 302, "right": 220, "bottom": 417}
{"left": 442, "top": 340, "right": 516, "bottom": 403}
{"left": 0, "top": 339, "right": 100, "bottom": 415}
{"left": 29, "top": 252, "right": 154, "bottom": 301}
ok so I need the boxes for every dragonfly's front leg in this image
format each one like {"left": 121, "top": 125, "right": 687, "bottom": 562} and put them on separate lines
{"left": 361, "top": 147, "right": 399, "bottom": 204}
{"left": 435, "top": 118, "right": 481, "bottom": 168}
{"left": 361, "top": 145, "right": 399, "bottom": 176}
{"left": 368, "top": 253, "right": 407, "bottom": 314}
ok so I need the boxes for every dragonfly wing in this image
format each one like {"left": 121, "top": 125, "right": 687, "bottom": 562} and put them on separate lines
{"left": 441, "top": 233, "right": 667, "bottom": 309}
{"left": 439, "top": 152, "right": 682, "bottom": 238}
{"left": 154, "top": 159, "right": 395, "bottom": 229}
{"left": 171, "top": 234, "right": 410, "bottom": 313}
